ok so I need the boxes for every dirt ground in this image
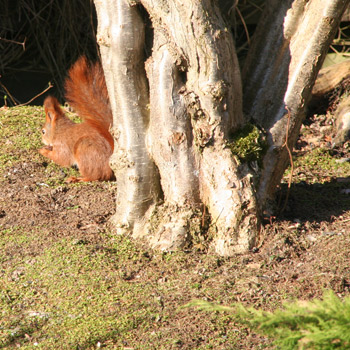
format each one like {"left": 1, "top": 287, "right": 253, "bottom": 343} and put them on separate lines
{"left": 1, "top": 105, "right": 350, "bottom": 349}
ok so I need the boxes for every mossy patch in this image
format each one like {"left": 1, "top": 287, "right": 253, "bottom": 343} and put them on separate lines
{"left": 285, "top": 148, "right": 350, "bottom": 184}
{"left": 228, "top": 123, "right": 266, "bottom": 164}
{"left": 0, "top": 106, "right": 43, "bottom": 172}
{"left": 0, "top": 233, "right": 154, "bottom": 349}
{"left": 2, "top": 103, "right": 350, "bottom": 349}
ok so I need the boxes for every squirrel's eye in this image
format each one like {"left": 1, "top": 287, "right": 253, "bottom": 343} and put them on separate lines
{"left": 42, "top": 129, "right": 46, "bottom": 135}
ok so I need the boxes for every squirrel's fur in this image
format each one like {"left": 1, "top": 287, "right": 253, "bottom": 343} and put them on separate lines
{"left": 39, "top": 57, "right": 115, "bottom": 183}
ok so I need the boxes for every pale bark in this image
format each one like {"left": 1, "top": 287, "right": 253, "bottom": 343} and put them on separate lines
{"left": 332, "top": 96, "right": 350, "bottom": 147}
{"left": 94, "top": 0, "right": 349, "bottom": 255}
{"left": 243, "top": 0, "right": 349, "bottom": 209}
{"left": 145, "top": 31, "right": 200, "bottom": 250}
{"left": 94, "top": 0, "right": 159, "bottom": 236}
{"left": 140, "top": 0, "right": 258, "bottom": 254}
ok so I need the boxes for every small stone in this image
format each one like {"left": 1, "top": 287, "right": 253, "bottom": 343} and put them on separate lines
{"left": 306, "top": 235, "right": 317, "bottom": 242}
{"left": 335, "top": 158, "right": 350, "bottom": 163}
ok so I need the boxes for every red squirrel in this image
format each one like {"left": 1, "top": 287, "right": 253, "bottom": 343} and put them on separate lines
{"left": 39, "top": 57, "right": 115, "bottom": 183}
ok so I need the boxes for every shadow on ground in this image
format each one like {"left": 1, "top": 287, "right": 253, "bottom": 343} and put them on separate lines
{"left": 278, "top": 178, "right": 350, "bottom": 222}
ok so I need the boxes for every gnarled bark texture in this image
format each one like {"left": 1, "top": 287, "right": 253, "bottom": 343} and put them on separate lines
{"left": 141, "top": 0, "right": 257, "bottom": 255}
{"left": 243, "top": 0, "right": 349, "bottom": 209}
{"left": 94, "top": 0, "right": 349, "bottom": 256}
{"left": 94, "top": 0, "right": 159, "bottom": 236}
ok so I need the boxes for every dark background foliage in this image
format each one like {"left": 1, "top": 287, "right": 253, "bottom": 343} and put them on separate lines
{"left": 1, "top": 0, "right": 349, "bottom": 107}
{"left": 0, "top": 0, "right": 267, "bottom": 106}
{"left": 0, "top": 0, "right": 98, "bottom": 105}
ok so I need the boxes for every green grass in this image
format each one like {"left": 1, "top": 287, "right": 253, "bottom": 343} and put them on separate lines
{"left": 1, "top": 104, "right": 350, "bottom": 349}
{"left": 285, "top": 148, "right": 350, "bottom": 183}
{"left": 190, "top": 290, "right": 350, "bottom": 350}
{"left": 1, "top": 232, "right": 152, "bottom": 349}
{"left": 0, "top": 106, "right": 43, "bottom": 151}
{"left": 0, "top": 228, "right": 249, "bottom": 349}
{"left": 0, "top": 106, "right": 42, "bottom": 173}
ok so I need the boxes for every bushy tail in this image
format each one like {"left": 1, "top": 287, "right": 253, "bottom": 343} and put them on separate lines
{"left": 64, "top": 56, "right": 113, "bottom": 130}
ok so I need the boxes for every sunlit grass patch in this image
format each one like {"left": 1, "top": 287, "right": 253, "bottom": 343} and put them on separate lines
{"left": 0, "top": 106, "right": 43, "bottom": 175}
{"left": 0, "top": 235, "right": 155, "bottom": 349}
{"left": 284, "top": 148, "right": 350, "bottom": 184}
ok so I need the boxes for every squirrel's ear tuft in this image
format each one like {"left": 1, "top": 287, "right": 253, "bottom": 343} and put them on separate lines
{"left": 44, "top": 96, "right": 63, "bottom": 121}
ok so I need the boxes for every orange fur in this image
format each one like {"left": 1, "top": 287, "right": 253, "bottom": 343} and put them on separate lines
{"left": 65, "top": 56, "right": 112, "bottom": 130}
{"left": 39, "top": 57, "right": 114, "bottom": 182}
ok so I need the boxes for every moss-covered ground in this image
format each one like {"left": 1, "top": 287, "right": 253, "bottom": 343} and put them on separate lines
{"left": 1, "top": 105, "right": 350, "bottom": 349}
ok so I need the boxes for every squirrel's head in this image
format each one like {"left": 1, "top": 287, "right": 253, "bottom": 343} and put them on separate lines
{"left": 41, "top": 96, "right": 65, "bottom": 145}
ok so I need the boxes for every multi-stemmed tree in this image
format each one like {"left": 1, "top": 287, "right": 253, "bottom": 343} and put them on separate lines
{"left": 93, "top": 0, "right": 349, "bottom": 256}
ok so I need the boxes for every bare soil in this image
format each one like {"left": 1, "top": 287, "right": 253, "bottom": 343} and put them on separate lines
{"left": 1, "top": 105, "right": 350, "bottom": 349}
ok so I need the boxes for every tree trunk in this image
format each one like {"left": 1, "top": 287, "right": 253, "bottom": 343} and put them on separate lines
{"left": 94, "top": 0, "right": 349, "bottom": 256}
{"left": 140, "top": 0, "right": 258, "bottom": 255}
{"left": 94, "top": 0, "right": 159, "bottom": 237}
{"left": 243, "top": 0, "right": 349, "bottom": 210}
